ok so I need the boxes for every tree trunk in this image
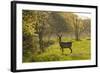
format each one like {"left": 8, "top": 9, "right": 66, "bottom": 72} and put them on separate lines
{"left": 74, "top": 19, "right": 80, "bottom": 41}
{"left": 38, "top": 32, "right": 44, "bottom": 53}
{"left": 75, "top": 27, "right": 80, "bottom": 41}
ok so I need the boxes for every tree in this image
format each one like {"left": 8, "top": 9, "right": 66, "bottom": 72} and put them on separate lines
{"left": 82, "top": 19, "right": 91, "bottom": 38}
{"left": 48, "top": 12, "right": 69, "bottom": 41}
{"left": 73, "top": 16, "right": 81, "bottom": 41}
{"left": 60, "top": 12, "right": 91, "bottom": 41}
{"left": 32, "top": 11, "right": 51, "bottom": 52}
{"left": 71, "top": 14, "right": 87, "bottom": 41}
{"left": 59, "top": 12, "right": 80, "bottom": 40}
{"left": 22, "top": 10, "right": 39, "bottom": 62}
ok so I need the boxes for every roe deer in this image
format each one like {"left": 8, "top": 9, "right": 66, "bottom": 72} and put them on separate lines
{"left": 58, "top": 34, "right": 72, "bottom": 54}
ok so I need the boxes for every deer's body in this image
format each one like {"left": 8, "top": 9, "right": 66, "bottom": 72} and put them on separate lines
{"left": 58, "top": 34, "right": 72, "bottom": 54}
{"left": 60, "top": 42, "right": 72, "bottom": 48}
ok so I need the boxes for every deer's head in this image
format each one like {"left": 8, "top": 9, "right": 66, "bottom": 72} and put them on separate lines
{"left": 57, "top": 34, "right": 62, "bottom": 42}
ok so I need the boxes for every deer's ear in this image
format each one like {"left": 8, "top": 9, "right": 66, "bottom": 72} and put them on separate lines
{"left": 57, "top": 36, "right": 59, "bottom": 40}
{"left": 61, "top": 34, "right": 62, "bottom": 37}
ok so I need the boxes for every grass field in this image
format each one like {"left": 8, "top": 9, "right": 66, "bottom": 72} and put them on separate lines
{"left": 23, "top": 37, "right": 91, "bottom": 63}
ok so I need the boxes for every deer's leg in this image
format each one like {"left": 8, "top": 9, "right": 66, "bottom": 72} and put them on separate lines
{"left": 69, "top": 48, "right": 72, "bottom": 54}
{"left": 60, "top": 47, "right": 62, "bottom": 53}
{"left": 59, "top": 47, "right": 61, "bottom": 52}
{"left": 60, "top": 47, "right": 64, "bottom": 54}
{"left": 60, "top": 47, "right": 63, "bottom": 54}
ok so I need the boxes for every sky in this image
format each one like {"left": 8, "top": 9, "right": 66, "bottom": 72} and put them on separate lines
{"left": 75, "top": 13, "right": 91, "bottom": 19}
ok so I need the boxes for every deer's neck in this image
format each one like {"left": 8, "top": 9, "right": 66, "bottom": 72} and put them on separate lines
{"left": 59, "top": 38, "right": 62, "bottom": 43}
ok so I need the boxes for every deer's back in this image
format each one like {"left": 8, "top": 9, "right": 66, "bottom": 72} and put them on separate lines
{"left": 60, "top": 42, "right": 72, "bottom": 48}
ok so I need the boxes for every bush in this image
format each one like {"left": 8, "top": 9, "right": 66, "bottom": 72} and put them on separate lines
{"left": 23, "top": 33, "right": 39, "bottom": 62}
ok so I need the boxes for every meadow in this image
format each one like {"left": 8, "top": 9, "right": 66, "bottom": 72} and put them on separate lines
{"left": 23, "top": 37, "right": 91, "bottom": 62}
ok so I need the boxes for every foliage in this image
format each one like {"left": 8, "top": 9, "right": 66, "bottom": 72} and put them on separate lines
{"left": 22, "top": 10, "right": 91, "bottom": 62}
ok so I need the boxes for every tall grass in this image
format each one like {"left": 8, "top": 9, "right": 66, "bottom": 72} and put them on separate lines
{"left": 23, "top": 38, "right": 91, "bottom": 63}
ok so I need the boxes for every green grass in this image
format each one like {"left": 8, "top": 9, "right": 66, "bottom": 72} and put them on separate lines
{"left": 23, "top": 38, "right": 91, "bottom": 63}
